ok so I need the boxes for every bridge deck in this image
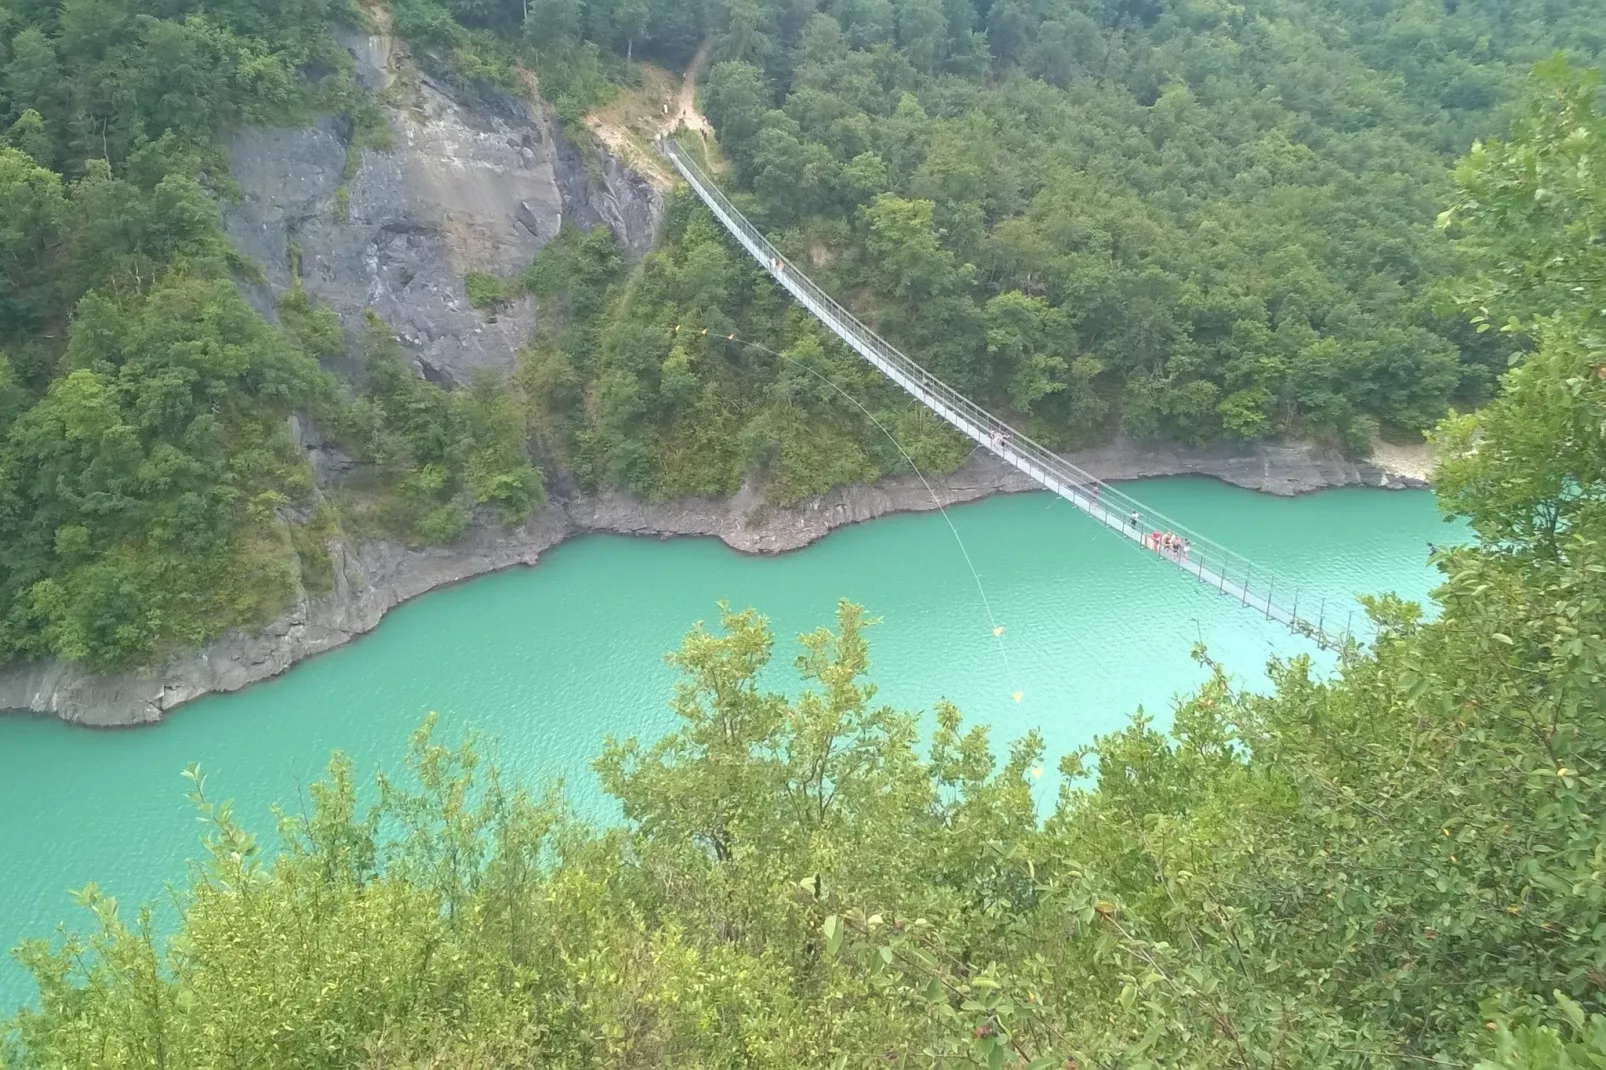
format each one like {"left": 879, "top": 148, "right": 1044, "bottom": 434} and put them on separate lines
{"left": 660, "top": 138, "right": 1346, "bottom": 648}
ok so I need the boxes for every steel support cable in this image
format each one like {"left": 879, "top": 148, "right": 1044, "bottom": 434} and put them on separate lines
{"left": 707, "top": 328, "right": 1026, "bottom": 701}
{"left": 665, "top": 142, "right": 1260, "bottom": 569}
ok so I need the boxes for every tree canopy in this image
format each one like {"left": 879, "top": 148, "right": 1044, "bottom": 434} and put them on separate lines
{"left": 1, "top": 0, "right": 1599, "bottom": 674}
{"left": 522, "top": 0, "right": 1601, "bottom": 500}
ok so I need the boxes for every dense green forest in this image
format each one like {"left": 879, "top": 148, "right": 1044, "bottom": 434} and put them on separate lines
{"left": 523, "top": 0, "right": 1605, "bottom": 499}
{"left": 4, "top": 65, "right": 1604, "bottom": 1068}
{"left": 0, "top": 0, "right": 1600, "bottom": 665}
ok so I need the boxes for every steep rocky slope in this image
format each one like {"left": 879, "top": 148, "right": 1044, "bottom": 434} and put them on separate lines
{"left": 225, "top": 24, "right": 662, "bottom": 384}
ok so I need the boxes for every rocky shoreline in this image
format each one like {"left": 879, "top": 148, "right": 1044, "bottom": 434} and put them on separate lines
{"left": 0, "top": 441, "right": 1426, "bottom": 729}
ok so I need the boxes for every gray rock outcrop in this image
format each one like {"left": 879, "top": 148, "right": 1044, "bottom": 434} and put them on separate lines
{"left": 223, "top": 25, "right": 662, "bottom": 385}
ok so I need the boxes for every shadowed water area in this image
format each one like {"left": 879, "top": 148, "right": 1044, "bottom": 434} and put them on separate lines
{"left": 0, "top": 479, "right": 1461, "bottom": 1007}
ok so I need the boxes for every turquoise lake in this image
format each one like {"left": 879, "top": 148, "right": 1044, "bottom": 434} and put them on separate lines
{"left": 0, "top": 478, "right": 1461, "bottom": 1008}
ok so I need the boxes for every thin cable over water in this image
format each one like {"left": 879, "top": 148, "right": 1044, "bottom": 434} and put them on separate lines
{"left": 688, "top": 326, "right": 1025, "bottom": 703}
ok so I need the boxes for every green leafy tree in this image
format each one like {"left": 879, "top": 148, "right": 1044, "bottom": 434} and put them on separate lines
{"left": 702, "top": 60, "right": 771, "bottom": 168}
{"left": 341, "top": 316, "right": 543, "bottom": 542}
{"left": 0, "top": 278, "right": 326, "bottom": 668}
{"left": 5, "top": 108, "right": 56, "bottom": 168}
{"left": 983, "top": 290, "right": 1071, "bottom": 412}
{"left": 0, "top": 146, "right": 66, "bottom": 335}
{"left": 1437, "top": 62, "right": 1606, "bottom": 557}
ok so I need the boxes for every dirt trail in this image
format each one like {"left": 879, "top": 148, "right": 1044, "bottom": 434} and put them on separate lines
{"left": 580, "top": 36, "right": 717, "bottom": 190}
{"left": 673, "top": 37, "right": 715, "bottom": 136}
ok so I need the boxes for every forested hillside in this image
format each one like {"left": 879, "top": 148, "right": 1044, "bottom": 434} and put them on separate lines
{"left": 5, "top": 65, "right": 1604, "bottom": 1067}
{"left": 528, "top": 0, "right": 1604, "bottom": 500}
{"left": 1, "top": 0, "right": 1600, "bottom": 666}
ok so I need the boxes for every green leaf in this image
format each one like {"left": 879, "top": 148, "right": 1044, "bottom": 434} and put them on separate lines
{"left": 1558, "top": 991, "right": 1588, "bottom": 1028}
{"left": 823, "top": 914, "right": 843, "bottom": 957}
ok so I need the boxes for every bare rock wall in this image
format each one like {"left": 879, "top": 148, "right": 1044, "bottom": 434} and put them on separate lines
{"left": 223, "top": 26, "right": 662, "bottom": 385}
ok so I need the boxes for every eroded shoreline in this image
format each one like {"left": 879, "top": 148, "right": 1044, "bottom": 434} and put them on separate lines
{"left": 0, "top": 442, "right": 1427, "bottom": 728}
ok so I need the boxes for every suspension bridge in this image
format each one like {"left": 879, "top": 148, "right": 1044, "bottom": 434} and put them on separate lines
{"left": 658, "top": 137, "right": 1356, "bottom": 649}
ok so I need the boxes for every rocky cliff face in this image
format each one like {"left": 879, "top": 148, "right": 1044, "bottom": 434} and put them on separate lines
{"left": 224, "top": 25, "right": 662, "bottom": 385}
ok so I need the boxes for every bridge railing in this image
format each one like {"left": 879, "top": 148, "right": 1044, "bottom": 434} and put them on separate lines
{"left": 660, "top": 138, "right": 1357, "bottom": 648}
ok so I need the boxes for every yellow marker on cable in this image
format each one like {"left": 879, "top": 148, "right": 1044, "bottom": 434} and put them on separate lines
{"left": 992, "top": 626, "right": 1004, "bottom": 637}
{"left": 1012, "top": 691, "right": 1024, "bottom": 703}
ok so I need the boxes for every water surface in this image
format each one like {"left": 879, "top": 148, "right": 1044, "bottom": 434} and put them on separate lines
{"left": 0, "top": 479, "right": 1460, "bottom": 1007}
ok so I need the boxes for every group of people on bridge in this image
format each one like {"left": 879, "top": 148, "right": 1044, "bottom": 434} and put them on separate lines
{"left": 1148, "top": 530, "right": 1190, "bottom": 561}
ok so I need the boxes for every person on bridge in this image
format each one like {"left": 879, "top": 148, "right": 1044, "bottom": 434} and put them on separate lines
{"left": 1129, "top": 510, "right": 1140, "bottom": 528}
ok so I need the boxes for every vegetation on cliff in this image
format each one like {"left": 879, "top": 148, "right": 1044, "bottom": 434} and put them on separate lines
{"left": 4, "top": 66, "right": 1604, "bottom": 1068}
{"left": 0, "top": 0, "right": 541, "bottom": 669}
